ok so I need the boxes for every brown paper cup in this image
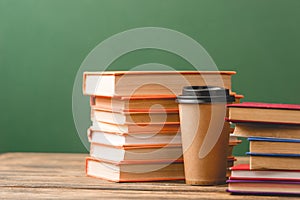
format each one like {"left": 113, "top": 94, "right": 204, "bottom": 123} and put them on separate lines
{"left": 179, "top": 103, "right": 230, "bottom": 185}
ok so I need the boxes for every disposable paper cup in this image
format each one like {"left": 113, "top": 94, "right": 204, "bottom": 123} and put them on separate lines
{"left": 177, "top": 86, "right": 234, "bottom": 185}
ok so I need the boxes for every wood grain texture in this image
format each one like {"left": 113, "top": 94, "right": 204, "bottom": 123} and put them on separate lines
{"left": 0, "top": 153, "right": 298, "bottom": 199}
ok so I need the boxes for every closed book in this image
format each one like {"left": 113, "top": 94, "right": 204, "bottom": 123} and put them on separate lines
{"left": 229, "top": 134, "right": 241, "bottom": 143}
{"left": 232, "top": 122, "right": 300, "bottom": 139}
{"left": 228, "top": 143, "right": 241, "bottom": 157}
{"left": 247, "top": 152, "right": 300, "bottom": 170}
{"left": 91, "top": 108, "right": 179, "bottom": 125}
{"left": 227, "top": 102, "right": 300, "bottom": 124}
{"left": 230, "top": 164, "right": 300, "bottom": 181}
{"left": 88, "top": 128, "right": 181, "bottom": 147}
{"left": 233, "top": 94, "right": 244, "bottom": 104}
{"left": 83, "top": 71, "right": 235, "bottom": 96}
{"left": 90, "top": 143, "right": 183, "bottom": 162}
{"left": 86, "top": 157, "right": 184, "bottom": 182}
{"left": 91, "top": 120, "right": 180, "bottom": 134}
{"left": 90, "top": 95, "right": 178, "bottom": 112}
{"left": 249, "top": 137, "right": 300, "bottom": 154}
{"left": 227, "top": 156, "right": 237, "bottom": 168}
{"left": 227, "top": 179, "right": 300, "bottom": 195}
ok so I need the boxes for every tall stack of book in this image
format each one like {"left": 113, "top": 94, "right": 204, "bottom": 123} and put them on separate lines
{"left": 87, "top": 95, "right": 184, "bottom": 182}
{"left": 227, "top": 102, "right": 300, "bottom": 195}
{"left": 83, "top": 71, "right": 237, "bottom": 182}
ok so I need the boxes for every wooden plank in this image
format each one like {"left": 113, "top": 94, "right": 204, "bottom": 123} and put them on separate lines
{"left": 1, "top": 187, "right": 296, "bottom": 200}
{"left": 1, "top": 153, "right": 295, "bottom": 199}
{"left": 0, "top": 153, "right": 246, "bottom": 192}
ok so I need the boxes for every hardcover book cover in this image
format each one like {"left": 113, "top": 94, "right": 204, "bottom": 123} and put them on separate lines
{"left": 227, "top": 102, "right": 300, "bottom": 110}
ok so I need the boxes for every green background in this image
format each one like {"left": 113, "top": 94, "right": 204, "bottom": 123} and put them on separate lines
{"left": 1, "top": 0, "right": 299, "bottom": 155}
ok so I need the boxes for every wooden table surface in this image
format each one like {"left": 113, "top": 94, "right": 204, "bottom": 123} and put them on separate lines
{"left": 0, "top": 153, "right": 298, "bottom": 200}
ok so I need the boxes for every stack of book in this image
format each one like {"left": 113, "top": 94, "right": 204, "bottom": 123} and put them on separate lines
{"left": 226, "top": 94, "right": 244, "bottom": 177}
{"left": 227, "top": 102, "right": 300, "bottom": 195}
{"left": 227, "top": 134, "right": 242, "bottom": 177}
{"left": 83, "top": 71, "right": 237, "bottom": 182}
{"left": 87, "top": 95, "right": 184, "bottom": 182}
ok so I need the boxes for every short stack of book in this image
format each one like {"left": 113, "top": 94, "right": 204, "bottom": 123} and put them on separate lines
{"left": 83, "top": 71, "right": 237, "bottom": 182}
{"left": 227, "top": 102, "right": 300, "bottom": 195}
{"left": 227, "top": 134, "right": 242, "bottom": 177}
{"left": 226, "top": 94, "right": 244, "bottom": 177}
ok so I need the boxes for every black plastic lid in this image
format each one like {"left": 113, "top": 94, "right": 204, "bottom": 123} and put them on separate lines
{"left": 176, "top": 86, "right": 235, "bottom": 104}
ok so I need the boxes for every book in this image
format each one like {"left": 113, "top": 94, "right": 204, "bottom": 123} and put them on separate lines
{"left": 88, "top": 128, "right": 181, "bottom": 147}
{"left": 227, "top": 102, "right": 300, "bottom": 124}
{"left": 90, "top": 94, "right": 243, "bottom": 112}
{"left": 228, "top": 142, "right": 241, "bottom": 157}
{"left": 83, "top": 71, "right": 235, "bottom": 96}
{"left": 230, "top": 164, "right": 300, "bottom": 181}
{"left": 91, "top": 108, "right": 179, "bottom": 125}
{"left": 247, "top": 152, "right": 300, "bottom": 170}
{"left": 90, "top": 143, "right": 183, "bottom": 162}
{"left": 227, "top": 156, "right": 237, "bottom": 168}
{"left": 86, "top": 157, "right": 184, "bottom": 182}
{"left": 227, "top": 179, "right": 300, "bottom": 195}
{"left": 229, "top": 134, "right": 241, "bottom": 143}
{"left": 228, "top": 134, "right": 242, "bottom": 157}
{"left": 232, "top": 122, "right": 300, "bottom": 139}
{"left": 90, "top": 95, "right": 178, "bottom": 112}
{"left": 233, "top": 94, "right": 244, "bottom": 103}
{"left": 91, "top": 120, "right": 180, "bottom": 134}
{"left": 249, "top": 137, "right": 300, "bottom": 154}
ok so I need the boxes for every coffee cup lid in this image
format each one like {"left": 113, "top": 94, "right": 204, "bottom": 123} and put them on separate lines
{"left": 176, "top": 86, "right": 235, "bottom": 104}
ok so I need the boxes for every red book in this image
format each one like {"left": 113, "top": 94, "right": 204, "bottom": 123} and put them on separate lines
{"left": 227, "top": 102, "right": 300, "bottom": 125}
{"left": 230, "top": 164, "right": 300, "bottom": 181}
{"left": 228, "top": 102, "right": 300, "bottom": 110}
{"left": 227, "top": 179, "right": 300, "bottom": 195}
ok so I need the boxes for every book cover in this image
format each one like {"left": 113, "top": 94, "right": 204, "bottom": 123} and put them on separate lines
{"left": 227, "top": 179, "right": 300, "bottom": 195}
{"left": 248, "top": 137, "right": 300, "bottom": 143}
{"left": 227, "top": 102, "right": 300, "bottom": 110}
{"left": 85, "top": 157, "right": 185, "bottom": 182}
{"left": 230, "top": 164, "right": 300, "bottom": 181}
{"left": 91, "top": 120, "right": 180, "bottom": 134}
{"left": 249, "top": 154, "right": 300, "bottom": 170}
{"left": 227, "top": 189, "right": 300, "bottom": 195}
{"left": 89, "top": 142, "right": 183, "bottom": 163}
{"left": 91, "top": 107, "right": 179, "bottom": 125}
{"left": 84, "top": 70, "right": 236, "bottom": 76}
{"left": 248, "top": 137, "right": 300, "bottom": 155}
{"left": 87, "top": 128, "right": 181, "bottom": 147}
{"left": 227, "top": 102, "right": 300, "bottom": 124}
{"left": 231, "top": 122, "right": 300, "bottom": 139}
{"left": 83, "top": 71, "right": 235, "bottom": 96}
{"left": 247, "top": 152, "right": 300, "bottom": 157}
{"left": 227, "top": 179, "right": 300, "bottom": 184}
{"left": 90, "top": 95, "right": 179, "bottom": 112}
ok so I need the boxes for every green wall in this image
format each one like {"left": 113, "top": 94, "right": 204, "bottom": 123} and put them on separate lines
{"left": 1, "top": 0, "right": 299, "bottom": 155}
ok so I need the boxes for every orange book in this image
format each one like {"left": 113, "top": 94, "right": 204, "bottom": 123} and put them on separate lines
{"left": 89, "top": 142, "right": 183, "bottom": 163}
{"left": 86, "top": 157, "right": 185, "bottom": 182}
{"left": 91, "top": 120, "right": 180, "bottom": 134}
{"left": 83, "top": 71, "right": 235, "bottom": 96}
{"left": 90, "top": 93, "right": 242, "bottom": 112}
{"left": 88, "top": 128, "right": 181, "bottom": 147}
{"left": 90, "top": 95, "right": 178, "bottom": 112}
{"left": 91, "top": 107, "right": 179, "bottom": 125}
